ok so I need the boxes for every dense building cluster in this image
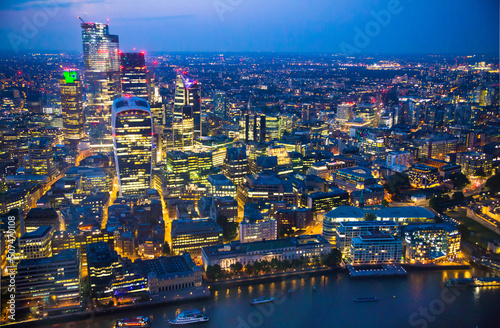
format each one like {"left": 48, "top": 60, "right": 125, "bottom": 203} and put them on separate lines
{"left": 0, "top": 20, "right": 499, "bottom": 323}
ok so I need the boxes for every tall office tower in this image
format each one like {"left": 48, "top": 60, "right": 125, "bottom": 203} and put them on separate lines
{"left": 222, "top": 146, "right": 249, "bottom": 186}
{"left": 242, "top": 113, "right": 266, "bottom": 143}
{"left": 120, "top": 52, "right": 150, "bottom": 101}
{"left": 301, "top": 103, "right": 313, "bottom": 121}
{"left": 173, "top": 71, "right": 201, "bottom": 136}
{"left": 112, "top": 96, "right": 153, "bottom": 196}
{"left": 59, "top": 70, "right": 84, "bottom": 147}
{"left": 81, "top": 21, "right": 121, "bottom": 126}
{"left": 213, "top": 90, "right": 227, "bottom": 120}
{"left": 27, "top": 137, "right": 58, "bottom": 179}
{"left": 172, "top": 114, "right": 194, "bottom": 151}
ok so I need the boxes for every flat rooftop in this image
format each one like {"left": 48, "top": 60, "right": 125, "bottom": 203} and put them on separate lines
{"left": 376, "top": 206, "right": 435, "bottom": 219}
{"left": 325, "top": 206, "right": 365, "bottom": 219}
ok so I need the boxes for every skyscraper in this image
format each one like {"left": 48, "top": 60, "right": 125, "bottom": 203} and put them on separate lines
{"left": 173, "top": 71, "right": 201, "bottom": 136}
{"left": 59, "top": 70, "right": 84, "bottom": 147}
{"left": 120, "top": 52, "right": 150, "bottom": 101}
{"left": 112, "top": 96, "right": 153, "bottom": 196}
{"left": 213, "top": 90, "right": 227, "bottom": 120}
{"left": 81, "top": 21, "right": 121, "bottom": 126}
{"left": 27, "top": 137, "right": 58, "bottom": 179}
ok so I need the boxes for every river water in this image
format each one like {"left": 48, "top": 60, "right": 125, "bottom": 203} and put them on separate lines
{"left": 53, "top": 268, "right": 500, "bottom": 328}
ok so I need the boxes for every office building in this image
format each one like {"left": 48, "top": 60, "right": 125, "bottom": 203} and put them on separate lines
{"left": 386, "top": 151, "right": 412, "bottom": 172}
{"left": 209, "top": 196, "right": 238, "bottom": 223}
{"left": 81, "top": 21, "right": 120, "bottom": 125}
{"left": 120, "top": 52, "right": 150, "bottom": 101}
{"left": 207, "top": 174, "right": 237, "bottom": 198}
{"left": 306, "top": 189, "right": 350, "bottom": 217}
{"left": 456, "top": 151, "right": 492, "bottom": 177}
{"left": 16, "top": 249, "right": 81, "bottom": 313}
{"left": 173, "top": 71, "right": 201, "bottom": 137}
{"left": 222, "top": 146, "right": 249, "bottom": 186}
{"left": 323, "top": 206, "right": 365, "bottom": 242}
{"left": 137, "top": 253, "right": 205, "bottom": 297}
{"left": 403, "top": 223, "right": 461, "bottom": 263}
{"left": 237, "top": 171, "right": 296, "bottom": 218}
{"left": 336, "top": 103, "right": 354, "bottom": 123}
{"left": 335, "top": 220, "right": 399, "bottom": 257}
{"left": 332, "top": 167, "right": 377, "bottom": 193}
{"left": 170, "top": 219, "right": 223, "bottom": 255}
{"left": 201, "top": 235, "right": 331, "bottom": 271}
{"left": 242, "top": 113, "right": 266, "bottom": 143}
{"left": 350, "top": 231, "right": 403, "bottom": 264}
{"left": 376, "top": 206, "right": 435, "bottom": 225}
{"left": 27, "top": 137, "right": 58, "bottom": 179}
{"left": 112, "top": 96, "right": 153, "bottom": 196}
{"left": 239, "top": 203, "right": 277, "bottom": 243}
{"left": 59, "top": 70, "right": 84, "bottom": 147}
{"left": 19, "top": 226, "right": 54, "bottom": 260}
{"left": 214, "top": 90, "right": 227, "bottom": 120}
{"left": 24, "top": 207, "right": 60, "bottom": 233}
{"left": 408, "top": 164, "right": 439, "bottom": 188}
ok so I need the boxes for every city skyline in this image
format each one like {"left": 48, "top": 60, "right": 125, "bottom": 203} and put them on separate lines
{"left": 0, "top": 0, "right": 498, "bottom": 54}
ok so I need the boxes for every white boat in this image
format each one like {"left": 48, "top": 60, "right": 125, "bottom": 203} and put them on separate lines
{"left": 250, "top": 296, "right": 275, "bottom": 305}
{"left": 116, "top": 316, "right": 151, "bottom": 327}
{"left": 168, "top": 310, "right": 209, "bottom": 325}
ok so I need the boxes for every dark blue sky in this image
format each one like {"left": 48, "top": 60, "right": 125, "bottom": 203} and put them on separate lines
{"left": 0, "top": 0, "right": 498, "bottom": 54}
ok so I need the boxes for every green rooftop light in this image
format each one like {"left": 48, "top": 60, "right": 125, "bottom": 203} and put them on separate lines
{"left": 63, "top": 71, "right": 78, "bottom": 83}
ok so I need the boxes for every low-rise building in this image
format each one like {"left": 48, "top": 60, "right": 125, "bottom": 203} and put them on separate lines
{"left": 19, "top": 225, "right": 54, "bottom": 260}
{"left": 408, "top": 164, "right": 439, "bottom": 188}
{"left": 201, "top": 235, "right": 332, "bottom": 270}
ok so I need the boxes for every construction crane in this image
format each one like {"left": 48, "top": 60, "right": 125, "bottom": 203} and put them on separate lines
{"left": 77, "top": 16, "right": 86, "bottom": 24}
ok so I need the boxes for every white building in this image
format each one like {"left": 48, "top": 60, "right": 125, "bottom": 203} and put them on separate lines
{"left": 336, "top": 221, "right": 399, "bottom": 257}
{"left": 239, "top": 218, "right": 277, "bottom": 243}
{"left": 350, "top": 231, "right": 402, "bottom": 264}
{"left": 201, "top": 235, "right": 332, "bottom": 270}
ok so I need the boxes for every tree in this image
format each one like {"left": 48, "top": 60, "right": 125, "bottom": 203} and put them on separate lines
{"left": 163, "top": 243, "right": 171, "bottom": 256}
{"left": 450, "top": 172, "right": 470, "bottom": 190}
{"left": 485, "top": 173, "right": 500, "bottom": 196}
{"left": 234, "top": 262, "right": 243, "bottom": 272}
{"left": 321, "top": 249, "right": 342, "bottom": 267}
{"left": 381, "top": 199, "right": 389, "bottom": 207}
{"left": 245, "top": 263, "right": 254, "bottom": 275}
{"left": 205, "top": 264, "right": 222, "bottom": 281}
{"left": 282, "top": 260, "right": 292, "bottom": 270}
{"left": 217, "top": 214, "right": 238, "bottom": 240}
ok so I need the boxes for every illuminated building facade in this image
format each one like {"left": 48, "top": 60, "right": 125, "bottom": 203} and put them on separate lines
{"left": 120, "top": 52, "right": 150, "bottom": 101}
{"left": 336, "top": 221, "right": 399, "bottom": 258}
{"left": 27, "top": 137, "right": 58, "bottom": 179}
{"left": 214, "top": 90, "right": 227, "bottom": 120}
{"left": 173, "top": 71, "right": 201, "bottom": 137}
{"left": 323, "top": 206, "right": 365, "bottom": 242}
{"left": 16, "top": 249, "right": 81, "bottom": 313}
{"left": 222, "top": 146, "right": 249, "bottom": 186}
{"left": 19, "top": 226, "right": 54, "bottom": 260}
{"left": 242, "top": 113, "right": 266, "bottom": 143}
{"left": 408, "top": 164, "right": 439, "bottom": 188}
{"left": 112, "top": 96, "right": 153, "bottom": 196}
{"left": 456, "top": 151, "right": 492, "bottom": 177}
{"left": 350, "top": 231, "right": 402, "bottom": 264}
{"left": 403, "top": 223, "right": 461, "bottom": 262}
{"left": 332, "top": 166, "right": 377, "bottom": 192}
{"left": 59, "top": 70, "right": 84, "bottom": 146}
{"left": 336, "top": 103, "right": 354, "bottom": 123}
{"left": 239, "top": 203, "right": 277, "bottom": 243}
{"left": 81, "top": 21, "right": 120, "bottom": 125}
{"left": 170, "top": 219, "right": 223, "bottom": 255}
{"left": 207, "top": 174, "right": 237, "bottom": 198}
{"left": 201, "top": 235, "right": 331, "bottom": 271}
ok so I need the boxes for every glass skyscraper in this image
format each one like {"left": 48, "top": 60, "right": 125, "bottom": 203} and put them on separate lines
{"left": 59, "top": 70, "right": 84, "bottom": 147}
{"left": 112, "top": 96, "right": 153, "bottom": 196}
{"left": 120, "top": 52, "right": 150, "bottom": 101}
{"left": 213, "top": 90, "right": 227, "bottom": 120}
{"left": 81, "top": 22, "right": 121, "bottom": 126}
{"left": 173, "top": 71, "right": 201, "bottom": 136}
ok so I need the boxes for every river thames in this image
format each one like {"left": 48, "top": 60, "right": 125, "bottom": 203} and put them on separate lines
{"left": 52, "top": 268, "right": 499, "bottom": 328}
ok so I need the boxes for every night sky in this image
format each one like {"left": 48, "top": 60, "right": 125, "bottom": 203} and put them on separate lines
{"left": 0, "top": 0, "right": 498, "bottom": 54}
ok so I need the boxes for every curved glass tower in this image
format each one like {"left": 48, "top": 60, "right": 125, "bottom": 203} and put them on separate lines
{"left": 112, "top": 96, "right": 153, "bottom": 196}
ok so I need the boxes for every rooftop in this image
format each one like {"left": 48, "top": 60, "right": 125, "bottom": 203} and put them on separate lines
{"left": 325, "top": 206, "right": 365, "bottom": 219}
{"left": 20, "top": 226, "right": 53, "bottom": 239}
{"left": 376, "top": 206, "right": 435, "bottom": 219}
